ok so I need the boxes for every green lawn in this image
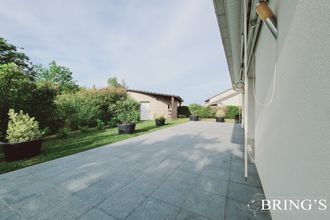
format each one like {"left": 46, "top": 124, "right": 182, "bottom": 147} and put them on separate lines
{"left": 0, "top": 118, "right": 188, "bottom": 174}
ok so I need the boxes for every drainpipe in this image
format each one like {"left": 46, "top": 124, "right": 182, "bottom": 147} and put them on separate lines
{"left": 171, "top": 96, "right": 175, "bottom": 119}
{"left": 243, "top": 0, "right": 249, "bottom": 182}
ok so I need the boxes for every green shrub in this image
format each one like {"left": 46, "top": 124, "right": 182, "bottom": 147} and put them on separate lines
{"left": 111, "top": 98, "right": 140, "bottom": 124}
{"left": 154, "top": 114, "right": 165, "bottom": 120}
{"left": 178, "top": 114, "right": 187, "bottom": 118}
{"left": 6, "top": 109, "right": 42, "bottom": 143}
{"left": 177, "top": 106, "right": 191, "bottom": 117}
{"left": 188, "top": 104, "right": 203, "bottom": 116}
{"left": 117, "top": 111, "right": 139, "bottom": 124}
{"left": 79, "top": 125, "right": 88, "bottom": 133}
{"left": 198, "top": 107, "right": 216, "bottom": 118}
{"left": 0, "top": 63, "right": 57, "bottom": 138}
{"left": 41, "top": 127, "right": 50, "bottom": 137}
{"left": 0, "top": 63, "right": 35, "bottom": 139}
{"left": 188, "top": 104, "right": 215, "bottom": 118}
{"left": 107, "top": 118, "right": 119, "bottom": 128}
{"left": 31, "top": 83, "right": 59, "bottom": 132}
{"left": 55, "top": 87, "right": 127, "bottom": 130}
{"left": 57, "top": 127, "right": 70, "bottom": 138}
{"left": 216, "top": 107, "right": 227, "bottom": 117}
{"left": 96, "top": 119, "right": 105, "bottom": 130}
{"left": 226, "top": 105, "right": 240, "bottom": 119}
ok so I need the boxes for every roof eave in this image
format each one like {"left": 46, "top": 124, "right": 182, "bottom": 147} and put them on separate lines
{"left": 213, "top": 0, "right": 242, "bottom": 86}
{"left": 127, "top": 89, "right": 184, "bottom": 102}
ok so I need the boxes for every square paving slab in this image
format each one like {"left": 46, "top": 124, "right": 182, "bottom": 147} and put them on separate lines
{"left": 0, "top": 122, "right": 271, "bottom": 219}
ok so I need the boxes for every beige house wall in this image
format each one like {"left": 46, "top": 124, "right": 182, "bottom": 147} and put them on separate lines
{"left": 127, "top": 91, "right": 179, "bottom": 119}
{"left": 205, "top": 89, "right": 242, "bottom": 107}
{"left": 219, "top": 94, "right": 241, "bottom": 106}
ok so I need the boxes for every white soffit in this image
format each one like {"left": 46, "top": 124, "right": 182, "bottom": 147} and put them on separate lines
{"left": 213, "top": 0, "right": 242, "bottom": 85}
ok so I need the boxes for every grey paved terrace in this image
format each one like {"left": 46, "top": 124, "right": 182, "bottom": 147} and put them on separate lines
{"left": 0, "top": 122, "right": 271, "bottom": 220}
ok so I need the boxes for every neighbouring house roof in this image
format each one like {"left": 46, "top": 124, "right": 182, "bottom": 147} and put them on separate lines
{"left": 127, "top": 89, "right": 184, "bottom": 102}
{"left": 213, "top": 0, "right": 243, "bottom": 85}
{"left": 205, "top": 88, "right": 240, "bottom": 106}
{"left": 204, "top": 88, "right": 232, "bottom": 102}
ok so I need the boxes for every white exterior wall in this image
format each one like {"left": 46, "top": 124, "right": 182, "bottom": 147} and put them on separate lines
{"left": 219, "top": 94, "right": 241, "bottom": 106}
{"left": 253, "top": 1, "right": 330, "bottom": 219}
{"left": 205, "top": 89, "right": 242, "bottom": 106}
{"left": 247, "top": 77, "right": 255, "bottom": 141}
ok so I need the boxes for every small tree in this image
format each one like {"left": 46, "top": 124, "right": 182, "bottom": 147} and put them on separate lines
{"left": 6, "top": 109, "right": 42, "bottom": 143}
{"left": 34, "top": 61, "right": 78, "bottom": 94}
{"left": 0, "top": 37, "right": 34, "bottom": 77}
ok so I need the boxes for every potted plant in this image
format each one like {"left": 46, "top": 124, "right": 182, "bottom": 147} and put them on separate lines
{"left": 116, "top": 99, "right": 140, "bottom": 134}
{"left": 216, "top": 107, "right": 227, "bottom": 123}
{"left": 188, "top": 104, "right": 201, "bottom": 121}
{"left": 154, "top": 114, "right": 166, "bottom": 126}
{"left": 1, "top": 109, "right": 43, "bottom": 161}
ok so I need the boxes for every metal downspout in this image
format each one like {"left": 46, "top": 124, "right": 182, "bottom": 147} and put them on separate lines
{"left": 243, "top": 0, "right": 249, "bottom": 182}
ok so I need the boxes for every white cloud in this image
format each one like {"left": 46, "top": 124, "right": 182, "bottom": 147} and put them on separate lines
{"left": 0, "top": 0, "right": 230, "bottom": 104}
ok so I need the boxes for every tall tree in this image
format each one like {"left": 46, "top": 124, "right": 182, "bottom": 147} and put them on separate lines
{"left": 0, "top": 37, "right": 34, "bottom": 77}
{"left": 34, "top": 61, "right": 79, "bottom": 93}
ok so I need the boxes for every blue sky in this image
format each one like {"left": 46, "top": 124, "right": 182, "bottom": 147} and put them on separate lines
{"left": 0, "top": 0, "right": 230, "bottom": 104}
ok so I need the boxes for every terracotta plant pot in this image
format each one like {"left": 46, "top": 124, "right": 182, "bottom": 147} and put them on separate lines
{"left": 117, "top": 123, "right": 136, "bottom": 134}
{"left": 189, "top": 115, "right": 199, "bottom": 121}
{"left": 155, "top": 119, "right": 166, "bottom": 126}
{"left": 216, "top": 117, "right": 225, "bottom": 122}
{"left": 1, "top": 139, "right": 42, "bottom": 162}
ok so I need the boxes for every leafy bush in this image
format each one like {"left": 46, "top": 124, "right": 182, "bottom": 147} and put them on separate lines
{"left": 31, "top": 83, "right": 59, "bottom": 132}
{"left": 177, "top": 106, "right": 191, "bottom": 117}
{"left": 0, "top": 63, "right": 57, "bottom": 138}
{"left": 79, "top": 125, "right": 89, "bottom": 133}
{"left": 198, "top": 107, "right": 215, "bottom": 118}
{"left": 188, "top": 104, "right": 203, "bottom": 116}
{"left": 216, "top": 107, "right": 227, "bottom": 117}
{"left": 0, "top": 63, "right": 35, "bottom": 139}
{"left": 57, "top": 127, "right": 70, "bottom": 138}
{"left": 154, "top": 113, "right": 165, "bottom": 120}
{"left": 188, "top": 104, "right": 215, "bottom": 118}
{"left": 226, "top": 105, "right": 240, "bottom": 119}
{"left": 55, "top": 87, "right": 127, "bottom": 129}
{"left": 107, "top": 118, "right": 119, "bottom": 128}
{"left": 41, "top": 127, "right": 50, "bottom": 137}
{"left": 96, "top": 119, "right": 105, "bottom": 130}
{"left": 178, "top": 114, "right": 187, "bottom": 118}
{"left": 6, "top": 109, "right": 42, "bottom": 143}
{"left": 111, "top": 98, "right": 140, "bottom": 124}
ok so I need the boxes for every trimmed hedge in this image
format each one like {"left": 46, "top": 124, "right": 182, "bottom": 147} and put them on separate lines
{"left": 55, "top": 87, "right": 127, "bottom": 130}
{"left": 177, "top": 106, "right": 191, "bottom": 117}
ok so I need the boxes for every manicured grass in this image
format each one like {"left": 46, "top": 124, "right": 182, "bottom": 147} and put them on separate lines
{"left": 0, "top": 118, "right": 188, "bottom": 174}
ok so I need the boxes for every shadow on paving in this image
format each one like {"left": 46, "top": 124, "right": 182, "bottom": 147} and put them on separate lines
{"left": 0, "top": 122, "right": 271, "bottom": 220}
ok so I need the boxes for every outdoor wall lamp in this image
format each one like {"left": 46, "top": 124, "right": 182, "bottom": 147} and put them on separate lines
{"left": 256, "top": 0, "right": 277, "bottom": 39}
{"left": 234, "top": 80, "right": 245, "bottom": 90}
